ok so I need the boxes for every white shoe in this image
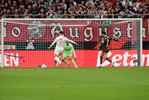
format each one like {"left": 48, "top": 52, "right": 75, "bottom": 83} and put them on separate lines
{"left": 112, "top": 62, "right": 115, "bottom": 67}
{"left": 75, "top": 66, "right": 78, "bottom": 68}
{"left": 98, "top": 66, "right": 102, "bottom": 68}
{"left": 66, "top": 63, "right": 70, "bottom": 68}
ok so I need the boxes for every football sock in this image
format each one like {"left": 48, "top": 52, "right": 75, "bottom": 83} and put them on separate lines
{"left": 106, "top": 57, "right": 112, "bottom": 63}
{"left": 100, "top": 56, "right": 102, "bottom": 64}
{"left": 55, "top": 57, "right": 61, "bottom": 64}
{"left": 64, "top": 60, "right": 69, "bottom": 64}
{"left": 71, "top": 59, "right": 77, "bottom": 67}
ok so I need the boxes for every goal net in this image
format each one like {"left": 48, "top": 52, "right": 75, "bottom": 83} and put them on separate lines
{"left": 0, "top": 18, "right": 142, "bottom": 68}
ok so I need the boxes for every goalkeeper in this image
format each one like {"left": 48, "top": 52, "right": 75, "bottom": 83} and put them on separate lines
{"left": 62, "top": 41, "right": 78, "bottom": 68}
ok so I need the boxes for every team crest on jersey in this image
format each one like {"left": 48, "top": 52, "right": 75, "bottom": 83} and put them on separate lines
{"left": 27, "top": 21, "right": 45, "bottom": 39}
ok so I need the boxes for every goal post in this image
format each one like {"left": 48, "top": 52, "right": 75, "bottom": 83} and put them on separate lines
{"left": 1, "top": 18, "right": 142, "bottom": 68}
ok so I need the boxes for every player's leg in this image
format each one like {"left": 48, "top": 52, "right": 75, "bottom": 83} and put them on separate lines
{"left": 62, "top": 55, "right": 70, "bottom": 67}
{"left": 54, "top": 49, "right": 62, "bottom": 67}
{"left": 69, "top": 56, "right": 78, "bottom": 68}
{"left": 98, "top": 52, "right": 103, "bottom": 68}
{"left": 103, "top": 52, "right": 112, "bottom": 62}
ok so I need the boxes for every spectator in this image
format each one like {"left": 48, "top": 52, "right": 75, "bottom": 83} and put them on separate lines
{"left": 18, "top": 4, "right": 26, "bottom": 17}
{"left": 78, "top": 6, "right": 84, "bottom": 14}
{"left": 114, "top": 0, "right": 122, "bottom": 7}
{"left": 105, "top": 0, "right": 114, "bottom": 8}
{"left": 60, "top": 0, "right": 67, "bottom": 11}
{"left": 78, "top": 6, "right": 84, "bottom": 18}
{"left": 136, "top": 0, "right": 142, "bottom": 7}
{"left": 55, "top": 0, "right": 60, "bottom": 6}
{"left": 29, "top": 4, "right": 40, "bottom": 18}
{"left": 8, "top": 0, "right": 12, "bottom": 8}
{"left": 43, "top": 1, "right": 48, "bottom": 10}
{"left": 62, "top": 10, "right": 69, "bottom": 18}
{"left": 95, "top": 0, "right": 104, "bottom": 10}
{"left": 96, "top": 10, "right": 103, "bottom": 18}
{"left": 51, "top": 2, "right": 56, "bottom": 12}
{"left": 4, "top": 3, "right": 9, "bottom": 10}
{"left": 17, "top": 0, "right": 25, "bottom": 8}
{"left": 80, "top": 0, "right": 86, "bottom": 9}
{"left": 26, "top": 35, "right": 35, "bottom": 50}
{"left": 140, "top": 6, "right": 149, "bottom": 16}
{"left": 24, "top": 9, "right": 29, "bottom": 17}
{"left": 114, "top": 1, "right": 122, "bottom": 11}
{"left": 55, "top": 4, "right": 61, "bottom": 12}
{"left": 76, "top": 3, "right": 81, "bottom": 11}
{"left": 27, "top": 0, "right": 33, "bottom": 7}
{"left": 0, "top": 0, "right": 5, "bottom": 8}
{"left": 6, "top": 9, "right": 11, "bottom": 18}
{"left": 71, "top": 0, "right": 77, "bottom": 8}
{"left": 39, "top": 8, "right": 46, "bottom": 18}
{"left": 3, "top": 9, "right": 7, "bottom": 18}
{"left": 68, "top": 3, "right": 80, "bottom": 18}
{"left": 13, "top": 1, "right": 18, "bottom": 9}
{"left": 39, "top": 2, "right": 46, "bottom": 13}
{"left": 46, "top": 10, "right": 56, "bottom": 18}
{"left": 101, "top": 6, "right": 107, "bottom": 15}
{"left": 60, "top": 4, "right": 65, "bottom": 13}
{"left": 48, "top": 0, "right": 53, "bottom": 7}
{"left": 27, "top": 5, "right": 32, "bottom": 10}
{"left": 87, "top": 4, "right": 97, "bottom": 15}
{"left": 32, "top": 0, "right": 38, "bottom": 6}
{"left": 123, "top": 8, "right": 132, "bottom": 18}
{"left": 10, "top": 5, "right": 15, "bottom": 14}
{"left": 85, "top": 0, "right": 94, "bottom": 7}
{"left": 56, "top": 10, "right": 63, "bottom": 18}
{"left": 88, "top": 10, "right": 94, "bottom": 18}
{"left": 83, "top": 9, "right": 88, "bottom": 18}
{"left": 122, "top": 0, "right": 132, "bottom": 8}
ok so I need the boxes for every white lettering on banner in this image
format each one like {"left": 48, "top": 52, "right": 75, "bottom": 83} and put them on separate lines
{"left": 96, "top": 51, "right": 149, "bottom": 67}
{"left": 84, "top": 27, "right": 93, "bottom": 41}
{"left": 142, "top": 54, "right": 149, "bottom": 66}
{"left": 10, "top": 53, "right": 18, "bottom": 66}
{"left": 112, "top": 54, "right": 122, "bottom": 66}
{"left": 142, "top": 27, "right": 147, "bottom": 38}
{"left": 130, "top": 54, "right": 137, "bottom": 66}
{"left": 127, "top": 23, "right": 134, "bottom": 38}
{"left": 98, "top": 27, "right": 108, "bottom": 36}
{"left": 11, "top": 26, "right": 21, "bottom": 37}
{"left": 49, "top": 22, "right": 63, "bottom": 38}
{"left": 123, "top": 52, "right": 131, "bottom": 66}
{"left": 113, "top": 27, "right": 122, "bottom": 38}
{"left": 4, "top": 53, "right": 19, "bottom": 66}
{"left": 4, "top": 54, "right": 9, "bottom": 66}
{"left": 68, "top": 27, "right": 79, "bottom": 38}
{"left": 3, "top": 22, "right": 8, "bottom": 37}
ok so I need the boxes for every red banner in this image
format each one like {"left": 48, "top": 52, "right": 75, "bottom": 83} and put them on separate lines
{"left": 1, "top": 19, "right": 149, "bottom": 42}
{"left": 2, "top": 50, "right": 149, "bottom": 68}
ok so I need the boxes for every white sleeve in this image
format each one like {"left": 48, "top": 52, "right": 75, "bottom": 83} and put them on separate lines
{"left": 65, "top": 37, "right": 77, "bottom": 44}
{"left": 49, "top": 38, "right": 57, "bottom": 48}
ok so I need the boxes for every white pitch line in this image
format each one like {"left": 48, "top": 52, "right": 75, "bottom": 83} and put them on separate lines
{"left": 1, "top": 84, "right": 149, "bottom": 88}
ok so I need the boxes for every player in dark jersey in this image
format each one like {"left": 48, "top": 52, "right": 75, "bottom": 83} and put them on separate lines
{"left": 97, "top": 31, "right": 120, "bottom": 68}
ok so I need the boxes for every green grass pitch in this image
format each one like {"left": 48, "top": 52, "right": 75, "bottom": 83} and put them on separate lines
{"left": 0, "top": 67, "right": 149, "bottom": 100}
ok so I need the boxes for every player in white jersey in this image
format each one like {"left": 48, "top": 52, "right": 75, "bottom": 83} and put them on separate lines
{"left": 48, "top": 31, "right": 78, "bottom": 67}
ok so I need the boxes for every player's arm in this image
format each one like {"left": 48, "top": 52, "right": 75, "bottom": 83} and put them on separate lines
{"left": 72, "top": 46, "right": 77, "bottom": 60}
{"left": 65, "top": 38, "right": 78, "bottom": 46}
{"left": 112, "top": 37, "right": 120, "bottom": 42}
{"left": 48, "top": 38, "right": 57, "bottom": 49}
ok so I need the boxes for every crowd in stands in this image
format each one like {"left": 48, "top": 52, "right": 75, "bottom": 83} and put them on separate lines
{"left": 0, "top": 0, "right": 149, "bottom": 18}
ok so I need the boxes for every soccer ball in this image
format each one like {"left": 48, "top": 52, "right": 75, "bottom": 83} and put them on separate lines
{"left": 41, "top": 64, "right": 46, "bottom": 69}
